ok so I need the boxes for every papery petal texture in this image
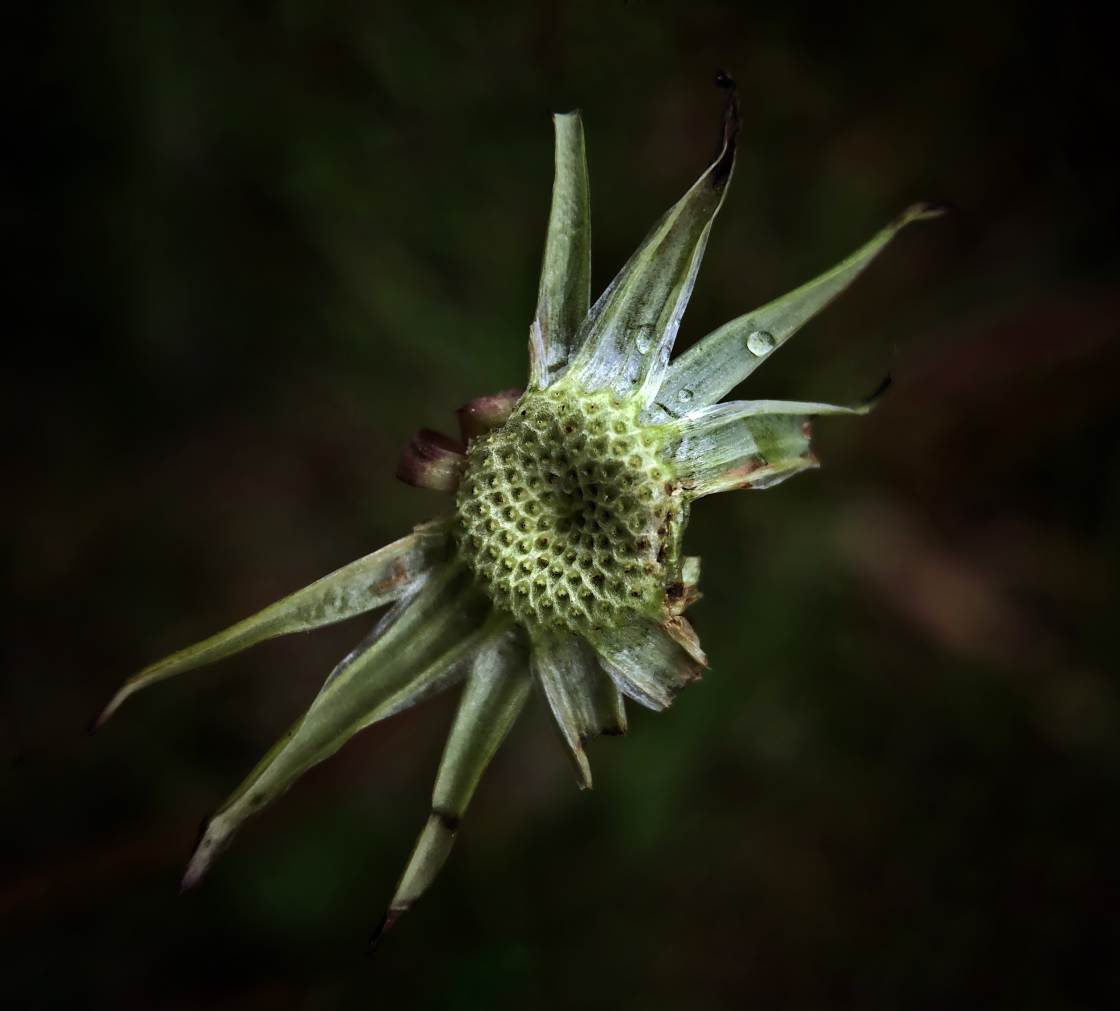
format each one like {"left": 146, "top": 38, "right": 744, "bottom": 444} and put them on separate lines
{"left": 651, "top": 203, "right": 943, "bottom": 417}
{"left": 531, "top": 630, "right": 626, "bottom": 788}
{"left": 529, "top": 111, "right": 592, "bottom": 389}
{"left": 183, "top": 563, "right": 504, "bottom": 888}
{"left": 589, "top": 618, "right": 706, "bottom": 712}
{"left": 376, "top": 625, "right": 531, "bottom": 943}
{"left": 564, "top": 90, "right": 740, "bottom": 404}
{"left": 96, "top": 521, "right": 450, "bottom": 728}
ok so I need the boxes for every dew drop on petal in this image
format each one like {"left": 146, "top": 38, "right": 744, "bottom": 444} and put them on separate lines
{"left": 746, "top": 329, "right": 776, "bottom": 356}
{"left": 634, "top": 325, "right": 654, "bottom": 355}
{"left": 676, "top": 388, "right": 693, "bottom": 404}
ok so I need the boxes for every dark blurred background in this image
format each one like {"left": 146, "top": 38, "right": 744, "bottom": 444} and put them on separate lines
{"left": 7, "top": 1, "right": 1119, "bottom": 1008}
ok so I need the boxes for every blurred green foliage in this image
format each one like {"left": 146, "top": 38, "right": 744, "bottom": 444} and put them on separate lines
{"left": 7, "top": 1, "right": 1119, "bottom": 1008}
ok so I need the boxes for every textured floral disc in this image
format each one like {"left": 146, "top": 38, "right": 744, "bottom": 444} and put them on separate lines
{"left": 454, "top": 386, "right": 685, "bottom": 633}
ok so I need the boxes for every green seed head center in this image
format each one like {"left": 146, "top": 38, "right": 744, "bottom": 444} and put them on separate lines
{"left": 454, "top": 388, "right": 682, "bottom": 633}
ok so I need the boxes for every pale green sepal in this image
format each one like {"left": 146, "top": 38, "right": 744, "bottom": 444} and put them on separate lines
{"left": 669, "top": 400, "right": 869, "bottom": 498}
{"left": 681, "top": 555, "right": 701, "bottom": 589}
{"left": 378, "top": 625, "right": 529, "bottom": 938}
{"left": 531, "top": 630, "right": 627, "bottom": 789}
{"left": 671, "top": 556, "right": 702, "bottom": 615}
{"left": 562, "top": 94, "right": 738, "bottom": 405}
{"left": 670, "top": 397, "right": 870, "bottom": 490}
{"left": 180, "top": 562, "right": 498, "bottom": 889}
{"left": 529, "top": 111, "right": 591, "bottom": 390}
{"left": 589, "top": 617, "right": 706, "bottom": 711}
{"left": 654, "top": 204, "right": 944, "bottom": 415}
{"left": 95, "top": 521, "right": 452, "bottom": 728}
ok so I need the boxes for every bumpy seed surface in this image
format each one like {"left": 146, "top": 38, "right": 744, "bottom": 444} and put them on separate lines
{"left": 454, "top": 388, "right": 682, "bottom": 633}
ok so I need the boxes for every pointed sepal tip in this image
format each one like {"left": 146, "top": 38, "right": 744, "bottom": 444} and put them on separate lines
{"left": 368, "top": 906, "right": 406, "bottom": 957}
{"left": 897, "top": 201, "right": 949, "bottom": 226}
{"left": 179, "top": 814, "right": 227, "bottom": 892}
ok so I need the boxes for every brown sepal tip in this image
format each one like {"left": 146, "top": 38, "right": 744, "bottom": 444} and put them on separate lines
{"left": 456, "top": 388, "right": 523, "bottom": 442}
{"left": 712, "top": 70, "right": 740, "bottom": 185}
{"left": 861, "top": 374, "right": 892, "bottom": 407}
{"left": 396, "top": 429, "right": 467, "bottom": 491}
{"left": 368, "top": 906, "right": 408, "bottom": 956}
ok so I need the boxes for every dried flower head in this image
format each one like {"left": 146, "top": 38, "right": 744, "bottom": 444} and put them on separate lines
{"left": 97, "top": 79, "right": 938, "bottom": 945}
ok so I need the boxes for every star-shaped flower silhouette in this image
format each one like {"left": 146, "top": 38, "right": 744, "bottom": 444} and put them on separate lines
{"left": 97, "top": 79, "right": 938, "bottom": 944}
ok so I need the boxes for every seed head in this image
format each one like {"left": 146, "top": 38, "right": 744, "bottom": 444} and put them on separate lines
{"left": 456, "top": 386, "right": 682, "bottom": 632}
{"left": 95, "top": 78, "right": 940, "bottom": 945}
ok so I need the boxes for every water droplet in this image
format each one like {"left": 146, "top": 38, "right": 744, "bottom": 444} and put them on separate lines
{"left": 634, "top": 325, "right": 654, "bottom": 355}
{"left": 746, "top": 329, "right": 776, "bottom": 356}
{"left": 676, "top": 388, "right": 693, "bottom": 404}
